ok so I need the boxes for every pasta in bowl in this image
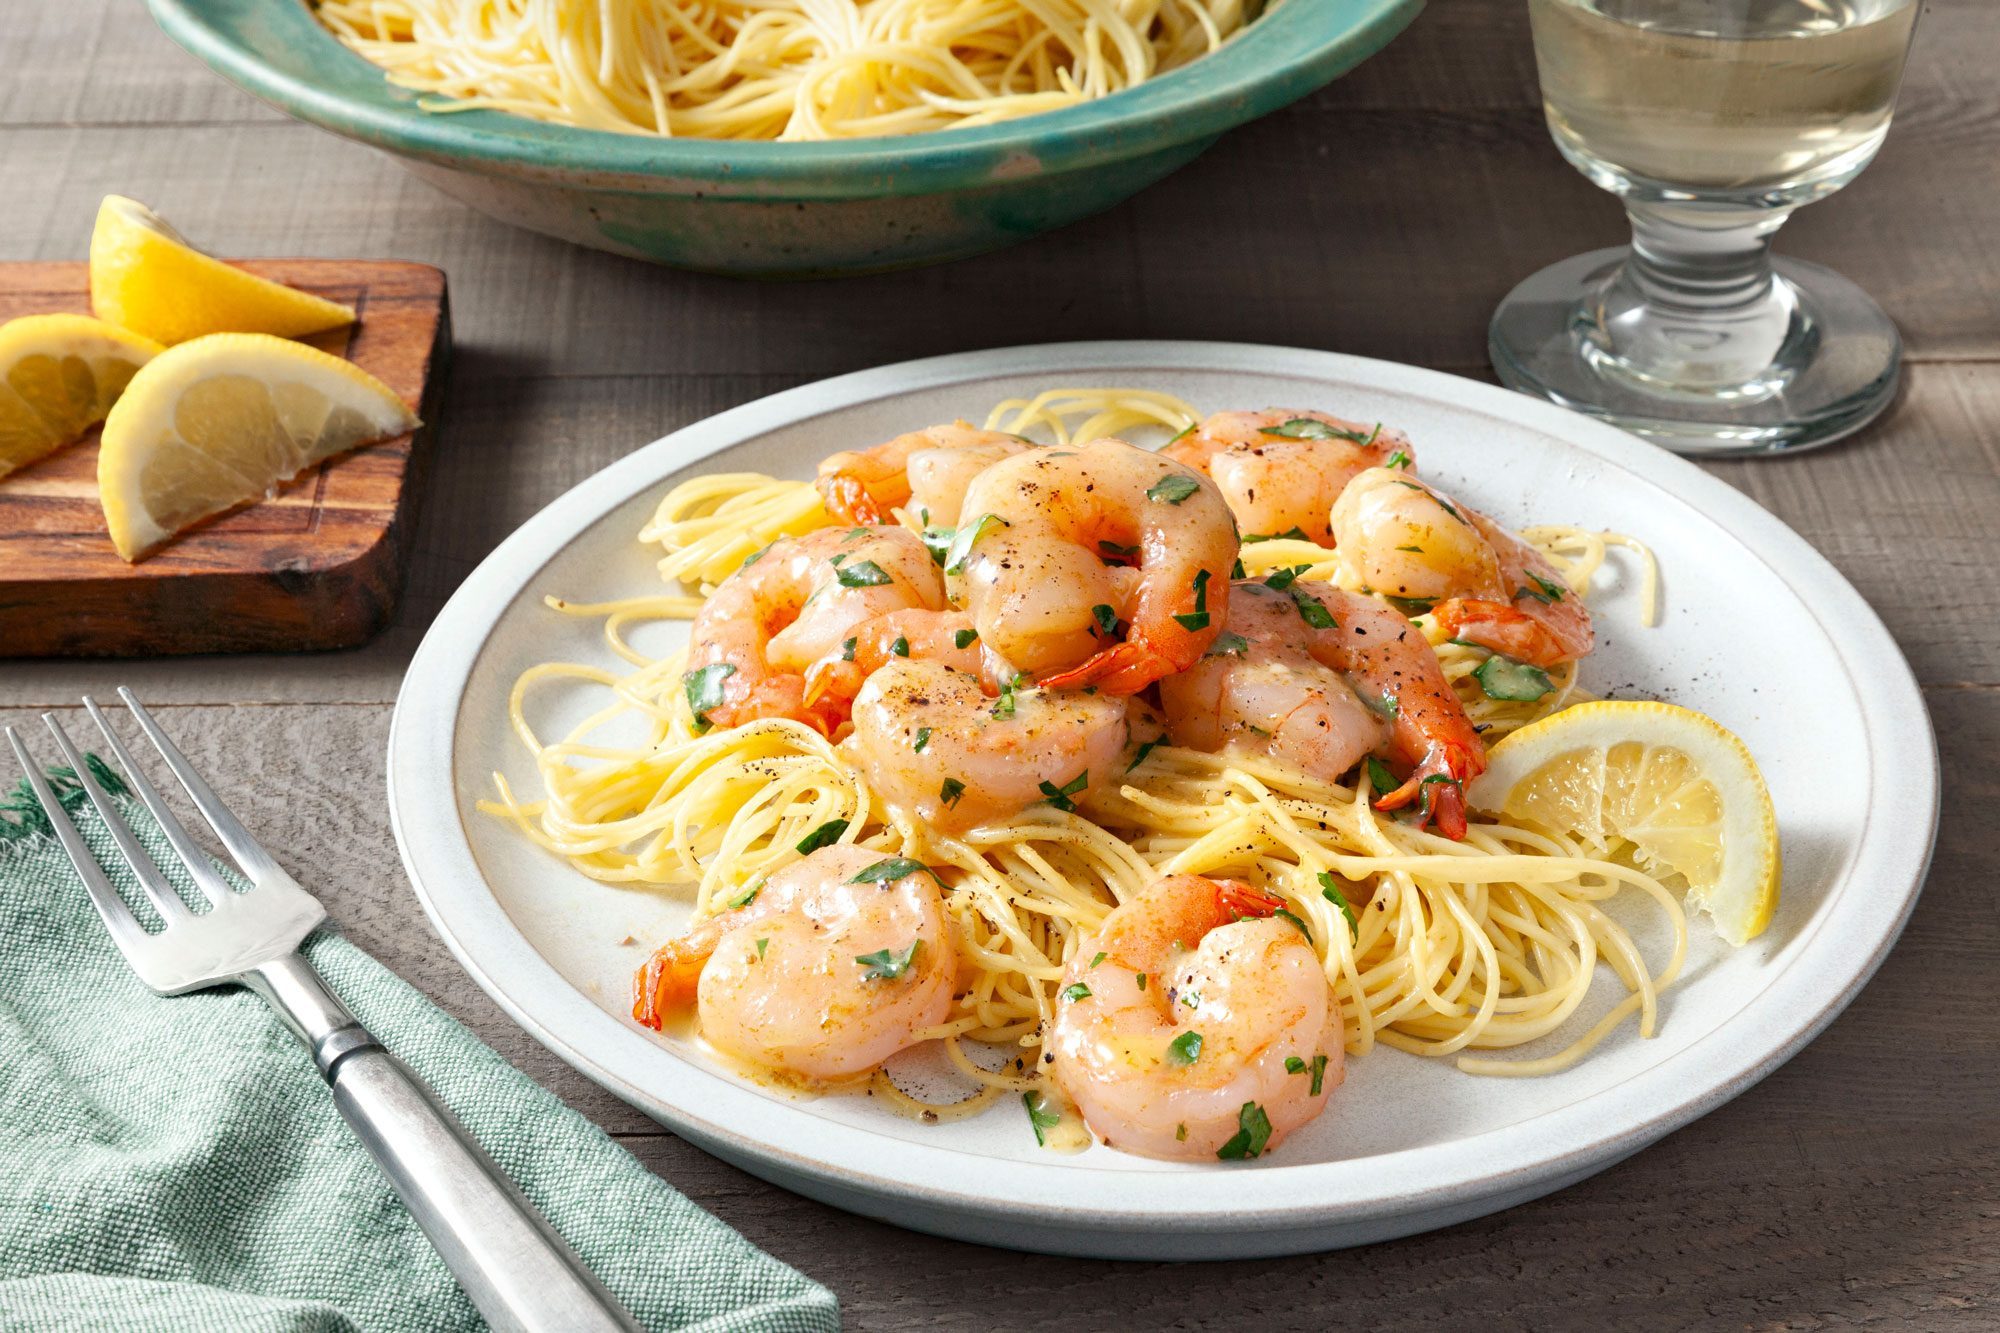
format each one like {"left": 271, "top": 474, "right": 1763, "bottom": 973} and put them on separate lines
{"left": 480, "top": 386, "right": 1769, "bottom": 1165}
{"left": 146, "top": 0, "right": 1421, "bottom": 272}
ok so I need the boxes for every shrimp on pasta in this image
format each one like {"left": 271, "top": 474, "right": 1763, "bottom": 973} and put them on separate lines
{"left": 1164, "top": 409, "right": 1410, "bottom": 545}
{"left": 815, "top": 423, "right": 1029, "bottom": 527}
{"left": 1048, "top": 875, "right": 1342, "bottom": 1161}
{"left": 1331, "top": 467, "right": 1595, "bottom": 667}
{"left": 952, "top": 437, "right": 1238, "bottom": 693}
{"left": 632, "top": 845, "right": 955, "bottom": 1082}
{"left": 684, "top": 524, "right": 945, "bottom": 733}
{"left": 1158, "top": 580, "right": 1486, "bottom": 837}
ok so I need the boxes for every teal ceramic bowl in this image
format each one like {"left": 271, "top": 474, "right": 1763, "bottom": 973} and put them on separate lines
{"left": 150, "top": 0, "right": 1422, "bottom": 276}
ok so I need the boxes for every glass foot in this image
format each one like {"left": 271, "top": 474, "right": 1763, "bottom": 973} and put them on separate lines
{"left": 1488, "top": 247, "right": 1902, "bottom": 456}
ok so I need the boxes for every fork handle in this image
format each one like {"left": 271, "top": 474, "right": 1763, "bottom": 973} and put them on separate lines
{"left": 249, "top": 955, "right": 641, "bottom": 1333}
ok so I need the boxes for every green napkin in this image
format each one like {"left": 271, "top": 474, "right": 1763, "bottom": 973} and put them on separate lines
{"left": 0, "top": 762, "right": 840, "bottom": 1333}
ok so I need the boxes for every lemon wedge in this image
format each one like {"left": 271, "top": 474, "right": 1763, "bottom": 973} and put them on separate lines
{"left": 1466, "top": 701, "right": 1780, "bottom": 945}
{"left": 98, "top": 333, "right": 417, "bottom": 561}
{"left": 0, "top": 313, "right": 164, "bottom": 480}
{"left": 89, "top": 196, "right": 356, "bottom": 345}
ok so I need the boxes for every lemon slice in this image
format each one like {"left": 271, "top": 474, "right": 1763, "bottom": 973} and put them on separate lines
{"left": 1466, "top": 701, "right": 1780, "bottom": 945}
{"left": 98, "top": 332, "right": 417, "bottom": 561}
{"left": 90, "top": 196, "right": 356, "bottom": 345}
{"left": 0, "top": 314, "right": 164, "bottom": 480}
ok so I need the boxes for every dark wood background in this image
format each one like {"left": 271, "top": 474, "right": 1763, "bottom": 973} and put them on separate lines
{"left": 3, "top": 1, "right": 1995, "bottom": 1327}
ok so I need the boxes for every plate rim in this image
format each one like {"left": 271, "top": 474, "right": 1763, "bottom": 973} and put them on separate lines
{"left": 387, "top": 340, "right": 1938, "bottom": 1241}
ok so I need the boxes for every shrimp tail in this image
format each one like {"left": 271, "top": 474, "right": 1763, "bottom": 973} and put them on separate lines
{"left": 1432, "top": 598, "right": 1572, "bottom": 669}
{"left": 1212, "top": 878, "right": 1286, "bottom": 922}
{"left": 816, "top": 473, "right": 886, "bottom": 526}
{"left": 632, "top": 942, "right": 707, "bottom": 1029}
{"left": 1038, "top": 642, "right": 1176, "bottom": 696}
{"left": 1374, "top": 744, "right": 1479, "bottom": 840}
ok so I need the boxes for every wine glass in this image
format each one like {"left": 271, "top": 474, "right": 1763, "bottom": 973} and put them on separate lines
{"left": 1488, "top": 0, "right": 1923, "bottom": 455}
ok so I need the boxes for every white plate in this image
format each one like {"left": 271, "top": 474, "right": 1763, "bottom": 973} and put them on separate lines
{"left": 388, "top": 342, "right": 1937, "bottom": 1259}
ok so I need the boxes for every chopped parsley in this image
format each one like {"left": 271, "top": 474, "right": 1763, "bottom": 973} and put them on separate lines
{"left": 920, "top": 527, "right": 954, "bottom": 566}
{"left": 1385, "top": 449, "right": 1411, "bottom": 470}
{"left": 1373, "top": 690, "right": 1401, "bottom": 719}
{"left": 1166, "top": 1031, "right": 1203, "bottom": 1065}
{"left": 1309, "top": 1053, "right": 1329, "bottom": 1096}
{"left": 939, "top": 777, "right": 966, "bottom": 808}
{"left": 1146, "top": 474, "right": 1201, "bottom": 505}
{"left": 1127, "top": 736, "right": 1168, "bottom": 772}
{"left": 1038, "top": 771, "right": 1088, "bottom": 812}
{"left": 1089, "top": 951, "right": 1107, "bottom": 969}
{"left": 1061, "top": 982, "right": 1092, "bottom": 1002}
{"left": 726, "top": 880, "right": 763, "bottom": 909}
{"left": 913, "top": 727, "right": 931, "bottom": 753}
{"left": 1285, "top": 1056, "right": 1307, "bottom": 1075}
{"left": 1383, "top": 594, "right": 1435, "bottom": 617}
{"left": 1243, "top": 526, "right": 1310, "bottom": 544}
{"left": 835, "top": 559, "right": 892, "bottom": 588}
{"left": 890, "top": 636, "right": 910, "bottom": 657}
{"left": 1091, "top": 604, "right": 1120, "bottom": 637}
{"left": 1176, "top": 1123, "right": 1188, "bottom": 1142}
{"left": 1395, "top": 543, "right": 1424, "bottom": 553}
{"left": 1259, "top": 417, "right": 1378, "bottom": 444}
{"left": 794, "top": 819, "right": 849, "bottom": 855}
{"left": 1167, "top": 422, "right": 1196, "bottom": 443}
{"left": 1365, "top": 756, "right": 1398, "bottom": 795}
{"left": 1023, "top": 1091, "right": 1061, "bottom": 1146}
{"left": 1204, "top": 632, "right": 1250, "bottom": 658}
{"left": 1318, "top": 872, "right": 1360, "bottom": 941}
{"left": 840, "top": 637, "right": 858, "bottom": 662}
{"left": 739, "top": 542, "right": 773, "bottom": 568}
{"left": 850, "top": 857, "right": 931, "bottom": 886}
{"left": 944, "top": 513, "right": 1008, "bottom": 574}
{"left": 855, "top": 940, "right": 920, "bottom": 981}
{"left": 1216, "top": 1102, "right": 1274, "bottom": 1160}
{"left": 1275, "top": 907, "right": 1311, "bottom": 940}
{"left": 1474, "top": 654, "right": 1555, "bottom": 701}
{"left": 1136, "top": 972, "right": 1148, "bottom": 991}
{"left": 953, "top": 627, "right": 979, "bottom": 649}
{"left": 1098, "top": 539, "right": 1139, "bottom": 560}
{"left": 1521, "top": 571, "right": 1567, "bottom": 603}
{"left": 991, "top": 677, "right": 1018, "bottom": 720}
{"left": 1263, "top": 564, "right": 1312, "bottom": 591}
{"left": 754, "top": 938, "right": 769, "bottom": 960}
{"left": 1289, "top": 587, "right": 1337, "bottom": 630}
{"left": 683, "top": 663, "right": 736, "bottom": 733}
{"left": 1173, "top": 568, "right": 1213, "bottom": 632}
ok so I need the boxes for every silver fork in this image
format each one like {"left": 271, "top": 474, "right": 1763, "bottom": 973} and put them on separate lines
{"left": 6, "top": 691, "right": 639, "bottom": 1333}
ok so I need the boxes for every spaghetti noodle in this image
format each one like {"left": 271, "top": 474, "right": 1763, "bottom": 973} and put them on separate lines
{"left": 313, "top": 0, "right": 1267, "bottom": 140}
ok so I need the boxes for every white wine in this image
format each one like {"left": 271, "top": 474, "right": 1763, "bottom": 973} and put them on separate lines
{"left": 1528, "top": 0, "right": 1919, "bottom": 200}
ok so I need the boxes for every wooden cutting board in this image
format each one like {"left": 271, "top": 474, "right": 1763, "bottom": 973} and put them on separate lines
{"left": 0, "top": 260, "right": 448, "bottom": 658}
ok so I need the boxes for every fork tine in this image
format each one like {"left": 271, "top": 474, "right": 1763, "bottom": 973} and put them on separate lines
{"left": 6, "top": 726, "right": 152, "bottom": 954}
{"left": 42, "top": 714, "right": 192, "bottom": 924}
{"left": 116, "top": 689, "right": 283, "bottom": 884}
{"left": 83, "top": 697, "right": 237, "bottom": 909}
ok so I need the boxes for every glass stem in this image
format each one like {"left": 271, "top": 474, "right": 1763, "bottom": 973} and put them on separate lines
{"left": 1596, "top": 200, "right": 1804, "bottom": 391}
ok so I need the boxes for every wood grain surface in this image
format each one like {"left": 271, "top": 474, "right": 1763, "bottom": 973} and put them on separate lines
{"left": 0, "top": 260, "right": 447, "bottom": 656}
{"left": 2, "top": 1, "right": 1995, "bottom": 1329}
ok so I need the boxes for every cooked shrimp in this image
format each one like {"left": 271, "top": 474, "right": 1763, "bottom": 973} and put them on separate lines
{"left": 686, "top": 525, "right": 945, "bottom": 733}
{"left": 846, "top": 658, "right": 1129, "bottom": 835}
{"left": 1158, "top": 580, "right": 1486, "bottom": 837}
{"left": 816, "top": 422, "right": 1030, "bottom": 527}
{"left": 631, "top": 845, "right": 955, "bottom": 1082}
{"left": 1047, "top": 875, "right": 1341, "bottom": 1162}
{"left": 1330, "top": 468, "right": 1594, "bottom": 667}
{"left": 802, "top": 606, "right": 987, "bottom": 717}
{"left": 952, "top": 437, "right": 1238, "bottom": 693}
{"left": 1164, "top": 409, "right": 1411, "bottom": 544}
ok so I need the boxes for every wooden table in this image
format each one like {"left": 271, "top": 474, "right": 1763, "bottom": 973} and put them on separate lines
{"left": 4, "top": 2, "right": 1995, "bottom": 1327}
